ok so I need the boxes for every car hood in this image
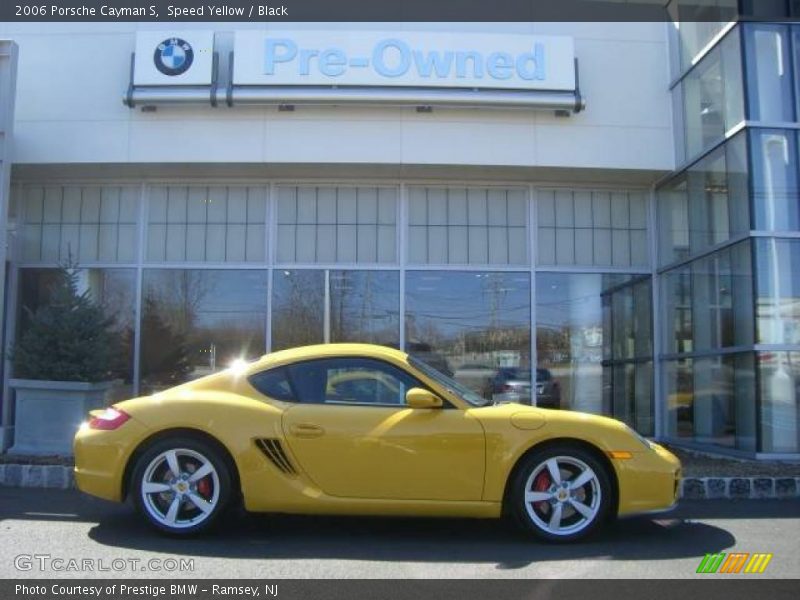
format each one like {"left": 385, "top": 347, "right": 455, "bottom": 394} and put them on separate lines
{"left": 471, "top": 401, "right": 630, "bottom": 432}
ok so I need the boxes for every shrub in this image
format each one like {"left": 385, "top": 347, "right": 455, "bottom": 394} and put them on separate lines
{"left": 11, "top": 264, "right": 121, "bottom": 382}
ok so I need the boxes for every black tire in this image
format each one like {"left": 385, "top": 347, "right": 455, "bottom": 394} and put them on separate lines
{"left": 131, "top": 436, "right": 232, "bottom": 535}
{"left": 507, "top": 443, "right": 612, "bottom": 543}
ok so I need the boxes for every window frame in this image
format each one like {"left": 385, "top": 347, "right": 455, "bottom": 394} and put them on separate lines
{"left": 249, "top": 356, "right": 454, "bottom": 409}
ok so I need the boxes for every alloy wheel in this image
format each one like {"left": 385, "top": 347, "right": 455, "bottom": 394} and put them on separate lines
{"left": 140, "top": 448, "right": 220, "bottom": 530}
{"left": 523, "top": 455, "right": 602, "bottom": 537}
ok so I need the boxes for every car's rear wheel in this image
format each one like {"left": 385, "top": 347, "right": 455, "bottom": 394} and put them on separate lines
{"left": 508, "top": 444, "right": 611, "bottom": 542}
{"left": 131, "top": 437, "right": 231, "bottom": 535}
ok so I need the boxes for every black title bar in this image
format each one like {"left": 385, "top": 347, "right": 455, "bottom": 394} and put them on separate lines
{"left": 4, "top": 580, "right": 800, "bottom": 600}
{"left": 2, "top": 0, "right": 786, "bottom": 23}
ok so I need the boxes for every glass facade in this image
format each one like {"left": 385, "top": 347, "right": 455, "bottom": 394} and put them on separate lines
{"left": 536, "top": 273, "right": 653, "bottom": 432}
{"left": 140, "top": 269, "right": 268, "bottom": 394}
{"left": 408, "top": 187, "right": 527, "bottom": 265}
{"left": 537, "top": 189, "right": 648, "bottom": 268}
{"left": 405, "top": 271, "right": 532, "bottom": 394}
{"left": 660, "top": 21, "right": 800, "bottom": 454}
{"left": 10, "top": 181, "right": 654, "bottom": 436}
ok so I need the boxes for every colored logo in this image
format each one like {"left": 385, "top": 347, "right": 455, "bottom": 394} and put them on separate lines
{"left": 696, "top": 553, "right": 773, "bottom": 574}
{"left": 154, "top": 38, "right": 194, "bottom": 76}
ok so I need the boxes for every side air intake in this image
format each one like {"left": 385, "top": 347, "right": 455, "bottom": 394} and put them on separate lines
{"left": 255, "top": 438, "right": 297, "bottom": 476}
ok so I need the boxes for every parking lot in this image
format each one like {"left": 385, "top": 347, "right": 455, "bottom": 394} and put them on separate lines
{"left": 0, "top": 487, "right": 797, "bottom": 579}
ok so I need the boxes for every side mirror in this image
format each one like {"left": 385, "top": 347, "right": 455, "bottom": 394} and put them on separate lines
{"left": 406, "top": 387, "right": 443, "bottom": 409}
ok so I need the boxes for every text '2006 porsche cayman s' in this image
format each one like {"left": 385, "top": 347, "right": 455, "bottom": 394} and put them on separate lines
{"left": 74, "top": 344, "right": 681, "bottom": 542}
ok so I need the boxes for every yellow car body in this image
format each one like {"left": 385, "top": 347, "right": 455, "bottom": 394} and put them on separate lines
{"left": 74, "top": 343, "right": 680, "bottom": 539}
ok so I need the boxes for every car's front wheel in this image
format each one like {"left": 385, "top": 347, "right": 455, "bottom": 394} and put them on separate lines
{"left": 508, "top": 444, "right": 612, "bottom": 542}
{"left": 131, "top": 436, "right": 231, "bottom": 535}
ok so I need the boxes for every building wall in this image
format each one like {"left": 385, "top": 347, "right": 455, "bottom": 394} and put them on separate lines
{"left": 0, "top": 22, "right": 674, "bottom": 172}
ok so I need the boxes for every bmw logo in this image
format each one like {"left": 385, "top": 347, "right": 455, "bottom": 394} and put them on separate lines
{"left": 154, "top": 38, "right": 194, "bottom": 76}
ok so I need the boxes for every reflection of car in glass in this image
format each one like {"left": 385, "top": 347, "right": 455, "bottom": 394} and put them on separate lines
{"left": 326, "top": 370, "right": 402, "bottom": 405}
{"left": 534, "top": 369, "right": 562, "bottom": 409}
{"left": 453, "top": 363, "right": 498, "bottom": 398}
{"left": 492, "top": 368, "right": 561, "bottom": 408}
{"left": 74, "top": 343, "right": 681, "bottom": 543}
{"left": 491, "top": 368, "right": 533, "bottom": 405}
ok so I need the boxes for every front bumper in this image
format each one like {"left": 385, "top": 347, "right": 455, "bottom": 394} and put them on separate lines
{"left": 615, "top": 442, "right": 682, "bottom": 516}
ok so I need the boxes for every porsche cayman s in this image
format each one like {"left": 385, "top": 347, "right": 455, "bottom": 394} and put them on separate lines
{"left": 74, "top": 344, "right": 681, "bottom": 542}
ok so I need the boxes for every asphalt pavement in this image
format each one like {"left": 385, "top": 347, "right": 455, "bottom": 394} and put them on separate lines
{"left": 0, "top": 487, "right": 798, "bottom": 579}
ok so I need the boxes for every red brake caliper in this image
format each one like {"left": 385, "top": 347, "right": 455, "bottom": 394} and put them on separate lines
{"left": 197, "top": 476, "right": 211, "bottom": 498}
{"left": 533, "top": 471, "right": 551, "bottom": 513}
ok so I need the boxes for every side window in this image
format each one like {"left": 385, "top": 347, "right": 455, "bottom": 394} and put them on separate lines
{"left": 287, "top": 358, "right": 422, "bottom": 406}
{"left": 248, "top": 367, "right": 295, "bottom": 401}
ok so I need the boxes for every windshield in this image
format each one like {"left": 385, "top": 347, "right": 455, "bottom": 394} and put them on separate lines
{"left": 409, "top": 356, "right": 490, "bottom": 407}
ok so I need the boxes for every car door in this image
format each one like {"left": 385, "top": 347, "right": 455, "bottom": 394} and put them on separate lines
{"left": 280, "top": 357, "right": 486, "bottom": 501}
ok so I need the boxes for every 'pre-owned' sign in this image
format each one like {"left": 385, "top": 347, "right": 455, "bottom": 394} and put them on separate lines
{"left": 233, "top": 31, "right": 576, "bottom": 91}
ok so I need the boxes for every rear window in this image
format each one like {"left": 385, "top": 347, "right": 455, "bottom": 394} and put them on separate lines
{"left": 249, "top": 367, "right": 295, "bottom": 401}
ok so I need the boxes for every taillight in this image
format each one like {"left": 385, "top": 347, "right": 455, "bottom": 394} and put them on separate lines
{"left": 88, "top": 406, "right": 130, "bottom": 430}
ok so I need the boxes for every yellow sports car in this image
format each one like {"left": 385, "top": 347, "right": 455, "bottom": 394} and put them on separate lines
{"left": 74, "top": 343, "right": 680, "bottom": 542}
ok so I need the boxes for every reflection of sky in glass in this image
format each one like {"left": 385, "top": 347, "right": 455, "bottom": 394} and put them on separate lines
{"left": 536, "top": 274, "right": 630, "bottom": 331}
{"left": 406, "top": 271, "right": 530, "bottom": 337}
{"left": 144, "top": 270, "right": 268, "bottom": 328}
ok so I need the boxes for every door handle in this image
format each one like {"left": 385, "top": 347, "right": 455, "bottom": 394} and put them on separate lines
{"left": 289, "top": 423, "right": 325, "bottom": 438}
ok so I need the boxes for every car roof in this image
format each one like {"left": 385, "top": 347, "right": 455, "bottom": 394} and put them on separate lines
{"left": 255, "top": 343, "right": 409, "bottom": 369}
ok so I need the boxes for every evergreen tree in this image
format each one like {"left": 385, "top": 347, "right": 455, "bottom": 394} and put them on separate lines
{"left": 138, "top": 295, "right": 192, "bottom": 386}
{"left": 12, "top": 265, "right": 121, "bottom": 382}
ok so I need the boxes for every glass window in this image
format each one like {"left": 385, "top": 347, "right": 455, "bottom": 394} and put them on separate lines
{"left": 277, "top": 186, "right": 397, "bottom": 264}
{"left": 405, "top": 271, "right": 531, "bottom": 402}
{"left": 272, "top": 269, "right": 400, "bottom": 351}
{"left": 662, "top": 242, "right": 753, "bottom": 355}
{"left": 693, "top": 356, "right": 736, "bottom": 448}
{"left": 676, "top": 26, "right": 743, "bottom": 162}
{"left": 745, "top": 24, "right": 794, "bottom": 123}
{"left": 673, "top": 16, "right": 731, "bottom": 72}
{"left": 606, "top": 277, "right": 653, "bottom": 361}
{"left": 666, "top": 353, "right": 756, "bottom": 451}
{"left": 287, "top": 357, "right": 420, "bottom": 406}
{"left": 147, "top": 186, "right": 266, "bottom": 263}
{"left": 682, "top": 48, "right": 724, "bottom": 158}
{"left": 755, "top": 238, "right": 800, "bottom": 346}
{"left": 408, "top": 187, "right": 527, "bottom": 265}
{"left": 721, "top": 27, "right": 745, "bottom": 133}
{"left": 750, "top": 129, "right": 800, "bottom": 231}
{"left": 271, "top": 270, "right": 325, "bottom": 351}
{"left": 794, "top": 27, "right": 800, "bottom": 119}
{"left": 759, "top": 351, "right": 800, "bottom": 453}
{"left": 657, "top": 132, "right": 750, "bottom": 266}
{"left": 666, "top": 357, "right": 694, "bottom": 439}
{"left": 248, "top": 367, "right": 294, "bottom": 401}
{"left": 329, "top": 271, "right": 400, "bottom": 347}
{"left": 537, "top": 273, "right": 652, "bottom": 424}
{"left": 20, "top": 185, "right": 139, "bottom": 263}
{"left": 17, "top": 268, "right": 137, "bottom": 402}
{"left": 662, "top": 266, "right": 693, "bottom": 355}
{"left": 140, "top": 270, "right": 268, "bottom": 394}
{"left": 537, "top": 189, "right": 648, "bottom": 268}
{"left": 657, "top": 175, "right": 690, "bottom": 265}
{"left": 609, "top": 361, "right": 654, "bottom": 436}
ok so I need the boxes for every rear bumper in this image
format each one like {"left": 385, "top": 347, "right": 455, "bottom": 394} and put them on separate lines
{"left": 73, "top": 419, "right": 148, "bottom": 502}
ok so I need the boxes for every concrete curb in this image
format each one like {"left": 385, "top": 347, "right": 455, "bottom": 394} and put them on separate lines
{"left": 678, "top": 476, "right": 800, "bottom": 500}
{"left": 1, "top": 465, "right": 800, "bottom": 499}
{"left": 0, "top": 464, "right": 75, "bottom": 490}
